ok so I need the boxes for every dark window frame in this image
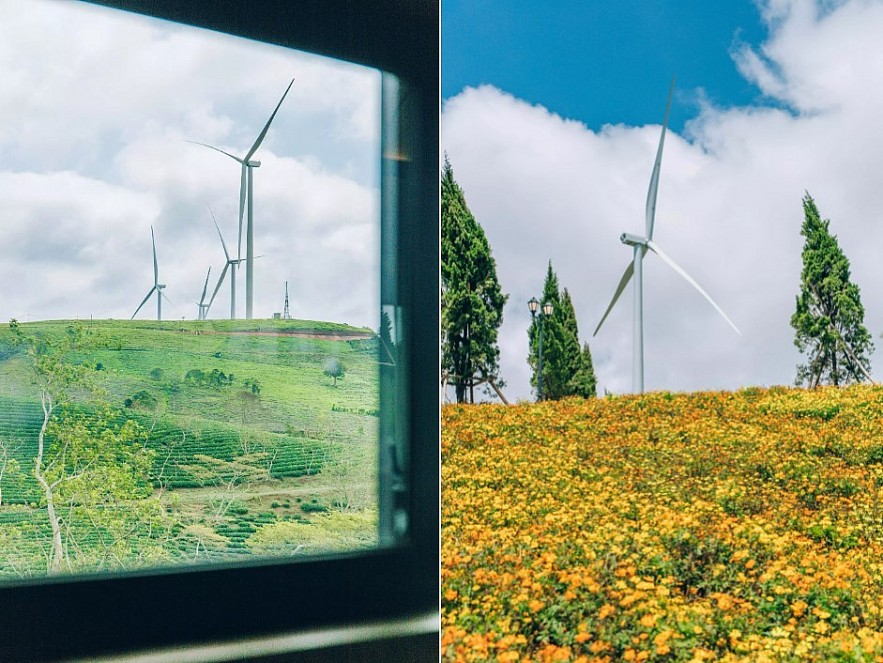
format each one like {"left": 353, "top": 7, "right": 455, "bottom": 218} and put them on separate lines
{"left": 0, "top": 1, "right": 439, "bottom": 660}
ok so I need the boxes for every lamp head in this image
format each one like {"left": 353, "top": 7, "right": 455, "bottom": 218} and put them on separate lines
{"left": 542, "top": 301, "right": 553, "bottom": 317}
{"left": 528, "top": 297, "right": 539, "bottom": 315}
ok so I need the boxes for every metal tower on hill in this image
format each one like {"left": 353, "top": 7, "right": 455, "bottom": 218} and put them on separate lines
{"left": 283, "top": 281, "right": 291, "bottom": 319}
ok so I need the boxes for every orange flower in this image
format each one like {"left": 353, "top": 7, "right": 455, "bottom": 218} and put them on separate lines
{"left": 598, "top": 603, "right": 616, "bottom": 620}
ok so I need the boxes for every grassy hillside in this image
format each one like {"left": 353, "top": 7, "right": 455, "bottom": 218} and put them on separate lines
{"left": 0, "top": 318, "right": 379, "bottom": 574}
{"left": 442, "top": 386, "right": 883, "bottom": 661}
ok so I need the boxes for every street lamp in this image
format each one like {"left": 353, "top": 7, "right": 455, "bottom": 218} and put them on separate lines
{"left": 528, "top": 297, "right": 554, "bottom": 401}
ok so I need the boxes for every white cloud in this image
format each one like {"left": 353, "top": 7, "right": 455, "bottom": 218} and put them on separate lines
{"left": 443, "top": 0, "right": 883, "bottom": 401}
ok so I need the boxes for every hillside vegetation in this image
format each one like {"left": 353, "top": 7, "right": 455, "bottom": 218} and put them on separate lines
{"left": 442, "top": 386, "right": 883, "bottom": 661}
{"left": 0, "top": 318, "right": 379, "bottom": 576}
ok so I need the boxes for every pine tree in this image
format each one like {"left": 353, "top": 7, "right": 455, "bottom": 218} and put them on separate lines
{"left": 528, "top": 263, "right": 597, "bottom": 400}
{"left": 791, "top": 193, "right": 873, "bottom": 387}
{"left": 441, "top": 157, "right": 507, "bottom": 403}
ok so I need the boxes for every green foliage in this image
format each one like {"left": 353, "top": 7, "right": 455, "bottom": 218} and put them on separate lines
{"left": 322, "top": 357, "right": 345, "bottom": 386}
{"left": 125, "top": 389, "right": 158, "bottom": 410}
{"left": 185, "top": 368, "right": 234, "bottom": 388}
{"left": 792, "top": 193, "right": 873, "bottom": 387}
{"left": 0, "top": 318, "right": 378, "bottom": 574}
{"left": 528, "top": 263, "right": 597, "bottom": 400}
{"left": 441, "top": 157, "right": 508, "bottom": 403}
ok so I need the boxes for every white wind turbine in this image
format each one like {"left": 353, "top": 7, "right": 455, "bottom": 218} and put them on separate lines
{"left": 195, "top": 267, "right": 212, "bottom": 320}
{"left": 131, "top": 226, "right": 170, "bottom": 321}
{"left": 206, "top": 212, "right": 244, "bottom": 320}
{"left": 593, "top": 79, "right": 741, "bottom": 393}
{"left": 189, "top": 78, "right": 294, "bottom": 320}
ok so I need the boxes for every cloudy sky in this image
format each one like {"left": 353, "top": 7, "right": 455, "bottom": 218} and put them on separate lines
{"left": 0, "top": 0, "right": 380, "bottom": 329}
{"left": 442, "top": 0, "right": 883, "bottom": 400}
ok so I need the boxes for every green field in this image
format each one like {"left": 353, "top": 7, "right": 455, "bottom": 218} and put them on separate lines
{"left": 0, "top": 318, "right": 380, "bottom": 576}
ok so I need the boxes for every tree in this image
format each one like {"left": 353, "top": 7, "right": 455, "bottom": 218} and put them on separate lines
{"left": 323, "top": 357, "right": 346, "bottom": 386}
{"left": 441, "top": 157, "right": 508, "bottom": 403}
{"left": 528, "top": 264, "right": 597, "bottom": 400}
{"left": 8, "top": 320, "right": 170, "bottom": 574}
{"left": 791, "top": 193, "right": 874, "bottom": 387}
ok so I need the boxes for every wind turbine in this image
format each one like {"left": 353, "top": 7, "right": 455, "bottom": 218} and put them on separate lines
{"left": 206, "top": 212, "right": 244, "bottom": 320}
{"left": 593, "top": 79, "right": 740, "bottom": 394}
{"left": 189, "top": 78, "right": 294, "bottom": 319}
{"left": 131, "top": 226, "right": 169, "bottom": 321}
{"left": 196, "top": 267, "right": 212, "bottom": 320}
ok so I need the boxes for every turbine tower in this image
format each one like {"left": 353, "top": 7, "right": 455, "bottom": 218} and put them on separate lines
{"left": 593, "top": 79, "right": 740, "bottom": 393}
{"left": 196, "top": 267, "right": 212, "bottom": 320}
{"left": 132, "top": 226, "right": 168, "bottom": 321}
{"left": 189, "top": 78, "right": 294, "bottom": 320}
{"left": 283, "top": 281, "right": 291, "bottom": 319}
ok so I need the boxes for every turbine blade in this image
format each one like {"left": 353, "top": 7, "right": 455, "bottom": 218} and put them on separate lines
{"left": 200, "top": 266, "right": 212, "bottom": 304}
{"left": 151, "top": 226, "right": 158, "bottom": 285}
{"left": 238, "top": 164, "right": 246, "bottom": 260}
{"left": 646, "top": 239, "right": 741, "bottom": 335}
{"left": 593, "top": 260, "right": 635, "bottom": 337}
{"left": 646, "top": 77, "right": 675, "bottom": 241}
{"left": 208, "top": 263, "right": 230, "bottom": 308}
{"left": 132, "top": 286, "right": 156, "bottom": 320}
{"left": 186, "top": 140, "right": 244, "bottom": 164}
{"left": 160, "top": 290, "right": 174, "bottom": 307}
{"left": 244, "top": 78, "right": 295, "bottom": 162}
{"left": 211, "top": 213, "right": 231, "bottom": 262}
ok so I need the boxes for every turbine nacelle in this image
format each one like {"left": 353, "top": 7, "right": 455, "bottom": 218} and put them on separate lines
{"left": 246, "top": 159, "right": 261, "bottom": 168}
{"left": 620, "top": 233, "right": 648, "bottom": 248}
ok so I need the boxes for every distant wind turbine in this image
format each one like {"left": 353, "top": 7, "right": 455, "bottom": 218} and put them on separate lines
{"left": 207, "top": 212, "right": 244, "bottom": 320}
{"left": 196, "top": 267, "right": 212, "bottom": 320}
{"left": 205, "top": 210, "right": 266, "bottom": 320}
{"left": 132, "top": 226, "right": 170, "bottom": 321}
{"left": 189, "top": 78, "right": 294, "bottom": 319}
{"left": 593, "top": 79, "right": 741, "bottom": 394}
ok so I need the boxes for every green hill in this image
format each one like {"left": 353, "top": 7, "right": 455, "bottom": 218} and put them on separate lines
{"left": 0, "top": 318, "right": 380, "bottom": 574}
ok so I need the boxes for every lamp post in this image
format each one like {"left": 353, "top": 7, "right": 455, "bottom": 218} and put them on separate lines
{"left": 528, "top": 297, "right": 554, "bottom": 401}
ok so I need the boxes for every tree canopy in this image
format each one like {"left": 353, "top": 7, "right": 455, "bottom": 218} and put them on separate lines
{"left": 441, "top": 157, "right": 507, "bottom": 403}
{"left": 791, "top": 193, "right": 874, "bottom": 387}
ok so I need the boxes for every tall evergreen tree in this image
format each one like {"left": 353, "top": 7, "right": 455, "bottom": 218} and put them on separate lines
{"left": 570, "top": 342, "right": 598, "bottom": 398}
{"left": 441, "top": 157, "right": 507, "bottom": 403}
{"left": 791, "top": 193, "right": 873, "bottom": 387}
{"left": 528, "top": 263, "right": 597, "bottom": 399}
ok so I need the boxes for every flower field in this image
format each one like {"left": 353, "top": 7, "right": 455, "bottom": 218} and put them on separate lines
{"left": 442, "top": 386, "right": 883, "bottom": 661}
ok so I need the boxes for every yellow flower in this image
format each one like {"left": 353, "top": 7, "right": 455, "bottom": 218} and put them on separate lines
{"left": 640, "top": 612, "right": 659, "bottom": 628}
{"left": 598, "top": 603, "right": 616, "bottom": 620}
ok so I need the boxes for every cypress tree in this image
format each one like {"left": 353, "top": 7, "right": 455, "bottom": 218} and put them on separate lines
{"left": 528, "top": 263, "right": 597, "bottom": 400}
{"left": 441, "top": 157, "right": 507, "bottom": 403}
{"left": 791, "top": 193, "right": 873, "bottom": 387}
{"left": 569, "top": 342, "right": 598, "bottom": 398}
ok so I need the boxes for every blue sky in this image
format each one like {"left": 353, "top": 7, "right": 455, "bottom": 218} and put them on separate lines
{"left": 442, "top": 0, "right": 883, "bottom": 401}
{"left": 443, "top": 0, "right": 770, "bottom": 133}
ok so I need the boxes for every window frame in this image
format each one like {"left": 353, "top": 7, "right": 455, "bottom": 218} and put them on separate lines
{"left": 0, "top": 1, "right": 439, "bottom": 660}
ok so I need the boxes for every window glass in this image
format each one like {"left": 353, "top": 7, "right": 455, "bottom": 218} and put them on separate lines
{"left": 0, "top": 0, "right": 386, "bottom": 577}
